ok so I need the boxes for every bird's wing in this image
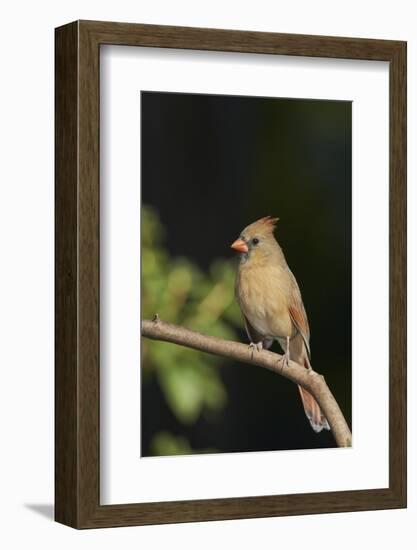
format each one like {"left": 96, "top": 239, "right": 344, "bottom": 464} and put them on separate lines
{"left": 287, "top": 271, "right": 311, "bottom": 357}
{"left": 242, "top": 314, "right": 273, "bottom": 350}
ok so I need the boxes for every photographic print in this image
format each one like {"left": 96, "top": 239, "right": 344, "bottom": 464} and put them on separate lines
{"left": 141, "top": 90, "right": 352, "bottom": 457}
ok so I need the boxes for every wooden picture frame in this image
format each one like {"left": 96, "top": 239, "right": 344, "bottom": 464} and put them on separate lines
{"left": 55, "top": 20, "right": 406, "bottom": 528}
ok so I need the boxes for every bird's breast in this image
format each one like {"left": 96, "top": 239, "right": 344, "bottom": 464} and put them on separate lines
{"left": 236, "top": 263, "right": 296, "bottom": 339}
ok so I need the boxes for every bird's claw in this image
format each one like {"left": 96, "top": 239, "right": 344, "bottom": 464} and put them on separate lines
{"left": 279, "top": 351, "right": 290, "bottom": 369}
{"left": 248, "top": 341, "right": 263, "bottom": 358}
{"left": 280, "top": 344, "right": 290, "bottom": 369}
{"left": 279, "top": 336, "right": 291, "bottom": 369}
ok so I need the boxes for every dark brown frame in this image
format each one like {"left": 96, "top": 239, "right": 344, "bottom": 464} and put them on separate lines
{"left": 55, "top": 20, "right": 407, "bottom": 529}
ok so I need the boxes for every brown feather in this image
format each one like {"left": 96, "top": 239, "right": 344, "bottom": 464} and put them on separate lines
{"left": 232, "top": 216, "right": 330, "bottom": 433}
{"left": 291, "top": 336, "right": 330, "bottom": 432}
{"left": 240, "top": 216, "right": 279, "bottom": 239}
{"left": 256, "top": 215, "right": 279, "bottom": 229}
{"left": 298, "top": 386, "right": 330, "bottom": 433}
{"left": 289, "top": 304, "right": 310, "bottom": 357}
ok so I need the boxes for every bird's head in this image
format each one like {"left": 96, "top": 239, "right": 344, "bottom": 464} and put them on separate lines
{"left": 230, "top": 216, "right": 280, "bottom": 263}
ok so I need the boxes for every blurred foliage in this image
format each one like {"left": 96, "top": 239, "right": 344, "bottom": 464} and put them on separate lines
{"left": 150, "top": 432, "right": 192, "bottom": 456}
{"left": 150, "top": 431, "right": 216, "bottom": 456}
{"left": 141, "top": 205, "right": 242, "bottom": 455}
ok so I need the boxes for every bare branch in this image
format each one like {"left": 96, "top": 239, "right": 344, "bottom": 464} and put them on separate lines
{"left": 141, "top": 318, "right": 352, "bottom": 448}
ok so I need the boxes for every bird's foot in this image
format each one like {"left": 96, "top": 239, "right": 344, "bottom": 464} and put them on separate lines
{"left": 279, "top": 336, "right": 291, "bottom": 369}
{"left": 248, "top": 341, "right": 263, "bottom": 359}
{"left": 279, "top": 350, "right": 290, "bottom": 369}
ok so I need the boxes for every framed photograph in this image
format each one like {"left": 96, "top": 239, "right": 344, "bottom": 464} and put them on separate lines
{"left": 55, "top": 20, "right": 406, "bottom": 528}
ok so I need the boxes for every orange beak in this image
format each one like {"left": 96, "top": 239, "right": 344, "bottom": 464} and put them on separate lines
{"left": 231, "top": 238, "right": 249, "bottom": 254}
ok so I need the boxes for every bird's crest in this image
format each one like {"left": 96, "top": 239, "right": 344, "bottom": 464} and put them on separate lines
{"left": 243, "top": 216, "right": 279, "bottom": 237}
{"left": 257, "top": 216, "right": 279, "bottom": 229}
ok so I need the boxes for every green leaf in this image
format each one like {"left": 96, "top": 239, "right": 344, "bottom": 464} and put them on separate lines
{"left": 150, "top": 432, "right": 192, "bottom": 456}
{"left": 157, "top": 361, "right": 206, "bottom": 424}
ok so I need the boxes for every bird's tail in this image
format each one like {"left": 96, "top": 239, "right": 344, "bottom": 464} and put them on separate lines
{"left": 297, "top": 349, "right": 330, "bottom": 433}
{"left": 297, "top": 385, "right": 330, "bottom": 433}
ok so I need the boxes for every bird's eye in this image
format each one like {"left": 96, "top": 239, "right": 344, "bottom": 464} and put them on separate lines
{"left": 252, "top": 238, "right": 259, "bottom": 245}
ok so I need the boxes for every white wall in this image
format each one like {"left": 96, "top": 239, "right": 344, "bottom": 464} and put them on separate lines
{"left": 0, "top": 1, "right": 415, "bottom": 548}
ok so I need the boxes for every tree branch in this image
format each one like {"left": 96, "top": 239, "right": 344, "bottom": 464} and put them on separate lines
{"left": 141, "top": 317, "right": 352, "bottom": 448}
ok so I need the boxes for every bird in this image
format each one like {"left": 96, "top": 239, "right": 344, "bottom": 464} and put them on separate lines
{"left": 230, "top": 215, "right": 330, "bottom": 433}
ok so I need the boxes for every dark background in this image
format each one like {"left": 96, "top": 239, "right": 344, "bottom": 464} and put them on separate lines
{"left": 141, "top": 91, "right": 352, "bottom": 454}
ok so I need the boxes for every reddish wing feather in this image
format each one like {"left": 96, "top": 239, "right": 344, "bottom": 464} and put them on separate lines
{"left": 289, "top": 303, "right": 310, "bottom": 356}
{"left": 288, "top": 274, "right": 311, "bottom": 357}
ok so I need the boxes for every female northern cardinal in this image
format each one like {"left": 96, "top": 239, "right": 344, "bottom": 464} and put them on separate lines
{"left": 231, "top": 216, "right": 330, "bottom": 433}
